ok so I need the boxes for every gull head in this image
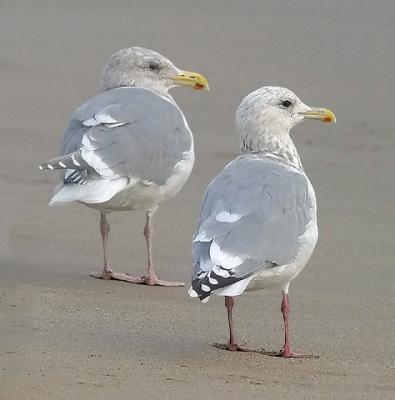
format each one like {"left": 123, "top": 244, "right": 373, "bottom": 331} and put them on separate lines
{"left": 101, "top": 47, "right": 209, "bottom": 92}
{"left": 236, "top": 86, "right": 335, "bottom": 139}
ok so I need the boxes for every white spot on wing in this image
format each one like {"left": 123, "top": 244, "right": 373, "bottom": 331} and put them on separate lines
{"left": 201, "top": 284, "right": 210, "bottom": 292}
{"left": 82, "top": 117, "right": 98, "bottom": 127}
{"left": 83, "top": 112, "right": 126, "bottom": 129}
{"left": 213, "top": 265, "right": 230, "bottom": 278}
{"left": 208, "top": 276, "right": 218, "bottom": 285}
{"left": 96, "top": 113, "right": 119, "bottom": 124}
{"left": 216, "top": 211, "right": 242, "bottom": 223}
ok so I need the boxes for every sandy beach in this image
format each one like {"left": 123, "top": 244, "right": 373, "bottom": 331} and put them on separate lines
{"left": 1, "top": 1, "right": 394, "bottom": 398}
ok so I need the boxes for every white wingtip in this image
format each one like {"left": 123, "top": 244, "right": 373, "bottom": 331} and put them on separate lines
{"left": 38, "top": 165, "right": 44, "bottom": 170}
{"left": 201, "top": 284, "right": 211, "bottom": 292}
{"left": 201, "top": 296, "right": 210, "bottom": 304}
{"left": 208, "top": 276, "right": 218, "bottom": 285}
{"left": 188, "top": 287, "right": 198, "bottom": 298}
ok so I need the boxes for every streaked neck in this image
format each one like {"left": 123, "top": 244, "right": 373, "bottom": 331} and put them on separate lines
{"left": 240, "top": 131, "right": 302, "bottom": 169}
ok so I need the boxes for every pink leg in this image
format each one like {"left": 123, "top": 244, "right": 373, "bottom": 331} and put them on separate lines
{"left": 263, "top": 292, "right": 318, "bottom": 358}
{"left": 91, "top": 210, "right": 184, "bottom": 286}
{"left": 214, "top": 296, "right": 254, "bottom": 352}
{"left": 140, "top": 209, "right": 184, "bottom": 287}
{"left": 91, "top": 213, "right": 146, "bottom": 283}
{"left": 281, "top": 293, "right": 297, "bottom": 357}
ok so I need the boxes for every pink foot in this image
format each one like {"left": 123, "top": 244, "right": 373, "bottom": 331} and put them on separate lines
{"left": 90, "top": 269, "right": 145, "bottom": 283}
{"left": 261, "top": 346, "right": 319, "bottom": 358}
{"left": 213, "top": 342, "right": 257, "bottom": 353}
{"left": 90, "top": 270, "right": 184, "bottom": 287}
{"left": 143, "top": 274, "right": 184, "bottom": 287}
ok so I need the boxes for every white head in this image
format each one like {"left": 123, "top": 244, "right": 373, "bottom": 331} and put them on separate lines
{"left": 236, "top": 86, "right": 335, "bottom": 154}
{"left": 101, "top": 47, "right": 209, "bottom": 92}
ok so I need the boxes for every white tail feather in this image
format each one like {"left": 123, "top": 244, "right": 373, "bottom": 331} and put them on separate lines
{"left": 49, "top": 178, "right": 128, "bottom": 206}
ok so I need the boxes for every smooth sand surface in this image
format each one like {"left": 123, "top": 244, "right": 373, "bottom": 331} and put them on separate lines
{"left": 1, "top": 1, "right": 394, "bottom": 399}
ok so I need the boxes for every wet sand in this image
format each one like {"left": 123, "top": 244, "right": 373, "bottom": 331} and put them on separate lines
{"left": 1, "top": 1, "right": 394, "bottom": 399}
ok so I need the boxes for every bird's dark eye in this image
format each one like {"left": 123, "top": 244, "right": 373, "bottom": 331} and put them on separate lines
{"left": 281, "top": 100, "right": 293, "bottom": 108}
{"left": 148, "top": 62, "right": 160, "bottom": 71}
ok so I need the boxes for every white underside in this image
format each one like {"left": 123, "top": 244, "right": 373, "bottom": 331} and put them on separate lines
{"left": 88, "top": 146, "right": 194, "bottom": 211}
{"left": 49, "top": 178, "right": 129, "bottom": 206}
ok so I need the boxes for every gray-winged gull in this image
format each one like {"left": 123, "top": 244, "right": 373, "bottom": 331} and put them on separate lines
{"left": 189, "top": 86, "right": 335, "bottom": 357}
{"left": 40, "top": 47, "right": 209, "bottom": 286}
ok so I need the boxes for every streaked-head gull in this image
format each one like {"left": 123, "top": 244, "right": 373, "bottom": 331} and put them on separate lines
{"left": 189, "top": 86, "right": 335, "bottom": 357}
{"left": 40, "top": 47, "right": 209, "bottom": 286}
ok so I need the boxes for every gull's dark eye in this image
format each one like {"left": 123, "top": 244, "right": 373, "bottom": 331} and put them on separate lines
{"left": 281, "top": 100, "right": 293, "bottom": 108}
{"left": 148, "top": 62, "right": 160, "bottom": 71}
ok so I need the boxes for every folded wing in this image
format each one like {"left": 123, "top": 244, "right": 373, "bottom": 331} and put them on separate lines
{"left": 191, "top": 155, "right": 315, "bottom": 301}
{"left": 41, "top": 87, "right": 192, "bottom": 205}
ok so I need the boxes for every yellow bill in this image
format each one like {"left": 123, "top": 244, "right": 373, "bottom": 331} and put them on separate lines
{"left": 172, "top": 70, "right": 209, "bottom": 90}
{"left": 300, "top": 107, "right": 336, "bottom": 123}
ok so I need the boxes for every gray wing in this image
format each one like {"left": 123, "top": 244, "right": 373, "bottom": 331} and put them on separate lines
{"left": 44, "top": 87, "right": 191, "bottom": 186}
{"left": 191, "top": 155, "right": 315, "bottom": 301}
